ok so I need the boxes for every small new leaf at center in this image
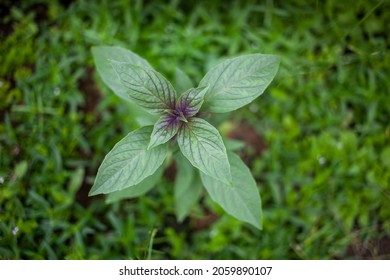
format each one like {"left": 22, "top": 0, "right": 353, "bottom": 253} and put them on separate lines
{"left": 176, "top": 86, "right": 209, "bottom": 118}
{"left": 178, "top": 112, "right": 188, "bottom": 123}
{"left": 148, "top": 114, "right": 180, "bottom": 149}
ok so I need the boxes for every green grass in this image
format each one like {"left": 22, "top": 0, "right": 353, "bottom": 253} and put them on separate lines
{"left": 0, "top": 0, "right": 389, "bottom": 259}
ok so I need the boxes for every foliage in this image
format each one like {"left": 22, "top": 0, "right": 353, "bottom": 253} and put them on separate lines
{"left": 89, "top": 46, "right": 279, "bottom": 229}
{"left": 0, "top": 0, "right": 389, "bottom": 260}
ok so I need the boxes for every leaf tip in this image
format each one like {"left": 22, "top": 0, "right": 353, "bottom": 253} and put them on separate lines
{"left": 176, "top": 214, "right": 185, "bottom": 223}
{"left": 253, "top": 219, "right": 263, "bottom": 230}
{"left": 179, "top": 112, "right": 188, "bottom": 123}
{"left": 146, "top": 143, "right": 154, "bottom": 150}
{"left": 88, "top": 182, "right": 103, "bottom": 196}
{"left": 147, "top": 140, "right": 161, "bottom": 150}
{"left": 200, "top": 84, "right": 211, "bottom": 94}
{"left": 88, "top": 188, "right": 98, "bottom": 197}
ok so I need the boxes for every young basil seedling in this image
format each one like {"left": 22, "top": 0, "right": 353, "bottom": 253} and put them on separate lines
{"left": 89, "top": 46, "right": 279, "bottom": 229}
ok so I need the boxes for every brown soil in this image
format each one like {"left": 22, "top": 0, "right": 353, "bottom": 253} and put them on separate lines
{"left": 346, "top": 235, "right": 390, "bottom": 259}
{"left": 227, "top": 121, "right": 267, "bottom": 164}
{"left": 74, "top": 67, "right": 103, "bottom": 207}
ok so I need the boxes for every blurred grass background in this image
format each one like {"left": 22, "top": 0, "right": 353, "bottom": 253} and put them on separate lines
{"left": 0, "top": 0, "right": 389, "bottom": 259}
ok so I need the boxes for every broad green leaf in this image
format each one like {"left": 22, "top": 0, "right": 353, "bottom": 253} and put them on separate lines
{"left": 92, "top": 46, "right": 157, "bottom": 125}
{"left": 89, "top": 126, "right": 167, "bottom": 196}
{"left": 200, "top": 54, "right": 280, "bottom": 113}
{"left": 148, "top": 114, "right": 180, "bottom": 149}
{"left": 92, "top": 46, "right": 151, "bottom": 100}
{"left": 174, "top": 153, "right": 203, "bottom": 222}
{"left": 111, "top": 61, "right": 176, "bottom": 114}
{"left": 177, "top": 118, "right": 232, "bottom": 184}
{"left": 105, "top": 166, "right": 164, "bottom": 203}
{"left": 200, "top": 152, "right": 262, "bottom": 229}
{"left": 176, "top": 86, "right": 209, "bottom": 118}
{"left": 174, "top": 67, "right": 194, "bottom": 96}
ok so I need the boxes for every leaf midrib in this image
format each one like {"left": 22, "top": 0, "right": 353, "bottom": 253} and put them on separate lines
{"left": 203, "top": 56, "right": 277, "bottom": 102}
{"left": 183, "top": 120, "right": 230, "bottom": 182}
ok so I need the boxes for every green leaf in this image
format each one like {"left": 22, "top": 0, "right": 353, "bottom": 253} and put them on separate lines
{"left": 200, "top": 54, "right": 280, "bottom": 113}
{"left": 148, "top": 114, "right": 180, "bottom": 149}
{"left": 105, "top": 166, "right": 164, "bottom": 203}
{"left": 111, "top": 61, "right": 176, "bottom": 114}
{"left": 14, "top": 160, "right": 28, "bottom": 179}
{"left": 174, "top": 67, "right": 194, "bottom": 96}
{"left": 200, "top": 152, "right": 262, "bottom": 229}
{"left": 176, "top": 86, "right": 209, "bottom": 118}
{"left": 177, "top": 118, "right": 232, "bottom": 184}
{"left": 91, "top": 46, "right": 151, "bottom": 100}
{"left": 92, "top": 46, "right": 157, "bottom": 125}
{"left": 89, "top": 126, "right": 167, "bottom": 196}
{"left": 174, "top": 153, "right": 203, "bottom": 222}
{"left": 68, "top": 167, "right": 84, "bottom": 194}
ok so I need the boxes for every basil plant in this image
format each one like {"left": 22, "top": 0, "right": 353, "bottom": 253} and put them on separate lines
{"left": 89, "top": 46, "right": 279, "bottom": 229}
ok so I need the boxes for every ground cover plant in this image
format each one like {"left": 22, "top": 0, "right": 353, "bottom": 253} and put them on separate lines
{"left": 0, "top": 0, "right": 389, "bottom": 259}
{"left": 89, "top": 46, "right": 279, "bottom": 229}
